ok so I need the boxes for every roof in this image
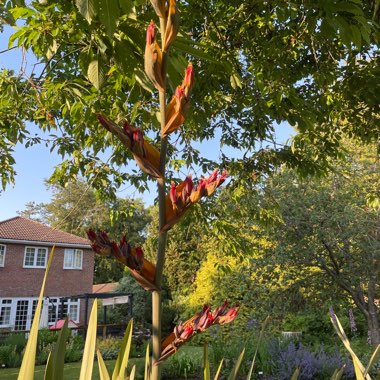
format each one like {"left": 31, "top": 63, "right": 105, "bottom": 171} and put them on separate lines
{"left": 49, "top": 319, "right": 80, "bottom": 330}
{"left": 0, "top": 216, "right": 90, "bottom": 247}
{"left": 93, "top": 283, "right": 118, "bottom": 294}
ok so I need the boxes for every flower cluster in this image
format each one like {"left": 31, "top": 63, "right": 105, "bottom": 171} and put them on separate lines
{"left": 162, "top": 169, "right": 227, "bottom": 231}
{"left": 163, "top": 63, "right": 194, "bottom": 136}
{"left": 87, "top": 230, "right": 157, "bottom": 291}
{"left": 97, "top": 114, "right": 162, "bottom": 178}
{"left": 145, "top": 20, "right": 164, "bottom": 92}
{"left": 158, "top": 301, "right": 239, "bottom": 363}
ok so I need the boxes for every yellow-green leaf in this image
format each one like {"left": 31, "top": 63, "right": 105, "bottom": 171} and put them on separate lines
{"left": 129, "top": 365, "right": 136, "bottom": 380}
{"left": 87, "top": 59, "right": 105, "bottom": 90}
{"left": 203, "top": 343, "right": 210, "bottom": 380}
{"left": 227, "top": 348, "right": 245, "bottom": 380}
{"left": 79, "top": 298, "right": 98, "bottom": 380}
{"left": 144, "top": 343, "right": 150, "bottom": 380}
{"left": 18, "top": 246, "right": 55, "bottom": 380}
{"left": 44, "top": 318, "right": 70, "bottom": 380}
{"left": 97, "top": 349, "right": 110, "bottom": 380}
{"left": 214, "top": 359, "right": 224, "bottom": 380}
{"left": 291, "top": 368, "right": 300, "bottom": 380}
{"left": 247, "top": 316, "right": 270, "bottom": 380}
{"left": 112, "top": 319, "right": 133, "bottom": 380}
{"left": 364, "top": 344, "right": 380, "bottom": 377}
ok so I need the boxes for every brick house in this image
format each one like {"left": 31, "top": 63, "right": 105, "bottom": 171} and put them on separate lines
{"left": 0, "top": 216, "right": 94, "bottom": 331}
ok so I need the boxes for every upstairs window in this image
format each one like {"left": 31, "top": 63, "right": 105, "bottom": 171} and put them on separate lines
{"left": 64, "top": 249, "right": 83, "bottom": 270}
{"left": 23, "top": 247, "right": 47, "bottom": 268}
{"left": 0, "top": 244, "right": 5, "bottom": 267}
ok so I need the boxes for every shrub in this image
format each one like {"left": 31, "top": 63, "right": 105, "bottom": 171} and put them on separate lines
{"left": 0, "top": 345, "right": 22, "bottom": 368}
{"left": 266, "top": 340, "right": 355, "bottom": 380}
{"left": 1, "top": 333, "right": 26, "bottom": 355}
{"left": 161, "top": 350, "right": 202, "bottom": 379}
{"left": 97, "top": 336, "right": 122, "bottom": 360}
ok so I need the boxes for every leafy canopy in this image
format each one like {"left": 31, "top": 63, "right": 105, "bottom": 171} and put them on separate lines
{"left": 0, "top": 0, "right": 379, "bottom": 194}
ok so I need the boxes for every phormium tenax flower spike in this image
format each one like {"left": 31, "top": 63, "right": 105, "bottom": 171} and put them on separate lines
{"left": 97, "top": 114, "right": 162, "bottom": 178}
{"left": 144, "top": 20, "right": 164, "bottom": 92}
{"left": 87, "top": 229, "right": 158, "bottom": 291}
{"left": 163, "top": 63, "right": 194, "bottom": 136}
{"left": 162, "top": 169, "right": 227, "bottom": 231}
{"left": 157, "top": 301, "right": 239, "bottom": 364}
{"left": 163, "top": 0, "right": 179, "bottom": 52}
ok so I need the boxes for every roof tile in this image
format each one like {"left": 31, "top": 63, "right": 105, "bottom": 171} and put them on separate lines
{"left": 0, "top": 216, "right": 90, "bottom": 246}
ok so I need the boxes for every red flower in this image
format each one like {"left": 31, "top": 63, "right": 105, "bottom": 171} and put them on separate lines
{"left": 87, "top": 230, "right": 157, "bottom": 291}
{"left": 158, "top": 301, "right": 239, "bottom": 364}
{"left": 163, "top": 64, "right": 194, "bottom": 136}
{"left": 97, "top": 114, "right": 162, "bottom": 178}
{"left": 144, "top": 20, "right": 164, "bottom": 92}
{"left": 162, "top": 169, "right": 227, "bottom": 231}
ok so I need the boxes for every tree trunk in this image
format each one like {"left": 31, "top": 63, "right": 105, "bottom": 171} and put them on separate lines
{"left": 367, "top": 278, "right": 380, "bottom": 348}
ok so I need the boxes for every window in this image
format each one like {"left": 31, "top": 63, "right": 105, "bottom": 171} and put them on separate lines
{"left": 48, "top": 298, "right": 80, "bottom": 324}
{"left": 0, "top": 299, "right": 12, "bottom": 326}
{"left": 23, "top": 247, "right": 47, "bottom": 268}
{"left": 0, "top": 244, "right": 5, "bottom": 267}
{"left": 64, "top": 249, "right": 83, "bottom": 269}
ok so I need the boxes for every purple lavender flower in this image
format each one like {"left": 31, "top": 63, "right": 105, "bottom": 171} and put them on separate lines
{"left": 329, "top": 306, "right": 337, "bottom": 323}
{"left": 368, "top": 330, "right": 372, "bottom": 346}
{"left": 348, "top": 309, "right": 357, "bottom": 333}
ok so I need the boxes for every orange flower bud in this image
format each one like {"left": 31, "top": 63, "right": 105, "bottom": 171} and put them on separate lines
{"left": 157, "top": 301, "right": 239, "bottom": 364}
{"left": 150, "top": 0, "right": 165, "bottom": 18}
{"left": 163, "top": 0, "right": 179, "bottom": 52}
{"left": 144, "top": 20, "right": 164, "bottom": 92}
{"left": 162, "top": 170, "right": 227, "bottom": 231}
{"left": 97, "top": 114, "right": 162, "bottom": 178}
{"left": 87, "top": 230, "right": 158, "bottom": 291}
{"left": 162, "top": 63, "right": 194, "bottom": 136}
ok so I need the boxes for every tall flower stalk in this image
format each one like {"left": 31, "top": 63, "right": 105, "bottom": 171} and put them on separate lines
{"left": 93, "top": 2, "right": 238, "bottom": 379}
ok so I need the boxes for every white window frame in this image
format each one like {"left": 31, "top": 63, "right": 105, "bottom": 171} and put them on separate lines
{"left": 0, "top": 299, "right": 12, "bottom": 327}
{"left": 63, "top": 249, "right": 83, "bottom": 270}
{"left": 0, "top": 244, "right": 6, "bottom": 267}
{"left": 23, "top": 246, "right": 48, "bottom": 268}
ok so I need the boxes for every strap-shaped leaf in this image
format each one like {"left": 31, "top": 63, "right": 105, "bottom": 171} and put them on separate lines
{"left": 44, "top": 318, "right": 70, "bottom": 380}
{"left": 129, "top": 365, "right": 136, "bottom": 380}
{"left": 330, "top": 314, "right": 369, "bottom": 380}
{"left": 18, "top": 246, "right": 55, "bottom": 380}
{"left": 291, "top": 368, "right": 300, "bottom": 380}
{"left": 144, "top": 343, "right": 151, "bottom": 380}
{"left": 213, "top": 359, "right": 224, "bottom": 380}
{"left": 79, "top": 298, "right": 98, "bottom": 380}
{"left": 330, "top": 366, "right": 345, "bottom": 380}
{"left": 112, "top": 319, "right": 133, "bottom": 380}
{"left": 246, "top": 316, "right": 270, "bottom": 380}
{"left": 227, "top": 348, "right": 245, "bottom": 380}
{"left": 97, "top": 349, "right": 110, "bottom": 380}
{"left": 364, "top": 344, "right": 380, "bottom": 377}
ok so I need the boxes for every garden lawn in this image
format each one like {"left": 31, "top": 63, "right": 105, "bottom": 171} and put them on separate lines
{"left": 0, "top": 346, "right": 204, "bottom": 380}
{"left": 0, "top": 359, "right": 127, "bottom": 380}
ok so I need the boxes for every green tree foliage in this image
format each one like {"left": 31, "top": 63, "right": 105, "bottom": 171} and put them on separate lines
{"left": 260, "top": 141, "right": 380, "bottom": 347}
{"left": 0, "top": 0, "right": 379, "bottom": 194}
{"left": 18, "top": 178, "right": 151, "bottom": 283}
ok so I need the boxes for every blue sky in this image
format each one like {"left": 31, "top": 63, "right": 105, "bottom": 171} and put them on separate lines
{"left": 0, "top": 25, "right": 294, "bottom": 221}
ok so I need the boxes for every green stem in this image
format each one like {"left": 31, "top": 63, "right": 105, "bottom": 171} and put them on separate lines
{"left": 151, "top": 16, "right": 169, "bottom": 380}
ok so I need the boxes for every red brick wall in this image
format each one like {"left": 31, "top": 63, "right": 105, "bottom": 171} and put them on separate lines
{"left": 0, "top": 243, "right": 94, "bottom": 298}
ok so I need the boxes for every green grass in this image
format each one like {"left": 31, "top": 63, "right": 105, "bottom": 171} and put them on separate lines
{"left": 0, "top": 358, "right": 147, "bottom": 380}
{"left": 0, "top": 346, "right": 203, "bottom": 380}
